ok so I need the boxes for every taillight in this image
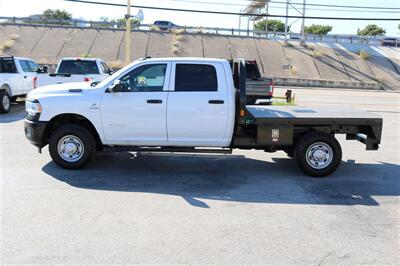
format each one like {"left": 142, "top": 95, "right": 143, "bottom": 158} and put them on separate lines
{"left": 84, "top": 77, "right": 92, "bottom": 82}
{"left": 33, "top": 76, "right": 38, "bottom": 89}
{"left": 268, "top": 80, "right": 274, "bottom": 97}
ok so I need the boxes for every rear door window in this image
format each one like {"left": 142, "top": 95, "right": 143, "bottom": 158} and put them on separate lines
{"left": 175, "top": 64, "right": 218, "bottom": 92}
{"left": 57, "top": 60, "right": 99, "bottom": 74}
{"left": 0, "top": 58, "right": 17, "bottom": 73}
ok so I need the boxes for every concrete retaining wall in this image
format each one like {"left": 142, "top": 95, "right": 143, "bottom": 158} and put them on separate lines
{"left": 1, "top": 24, "right": 399, "bottom": 90}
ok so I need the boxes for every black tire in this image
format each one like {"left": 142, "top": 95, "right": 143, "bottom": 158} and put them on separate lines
{"left": 48, "top": 124, "right": 96, "bottom": 169}
{"left": 294, "top": 132, "right": 342, "bottom": 177}
{"left": 0, "top": 90, "right": 11, "bottom": 114}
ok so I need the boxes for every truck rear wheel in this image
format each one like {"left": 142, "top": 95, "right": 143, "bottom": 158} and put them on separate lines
{"left": 49, "top": 124, "right": 96, "bottom": 169}
{"left": 294, "top": 132, "right": 342, "bottom": 177}
{"left": 0, "top": 90, "right": 11, "bottom": 114}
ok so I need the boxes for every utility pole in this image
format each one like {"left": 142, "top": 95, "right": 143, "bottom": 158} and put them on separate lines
{"left": 284, "top": 0, "right": 289, "bottom": 43}
{"left": 125, "top": 0, "right": 131, "bottom": 65}
{"left": 300, "top": 0, "right": 306, "bottom": 44}
{"left": 265, "top": 1, "right": 269, "bottom": 38}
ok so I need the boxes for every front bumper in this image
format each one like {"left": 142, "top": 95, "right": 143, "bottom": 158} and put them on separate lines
{"left": 24, "top": 119, "right": 47, "bottom": 149}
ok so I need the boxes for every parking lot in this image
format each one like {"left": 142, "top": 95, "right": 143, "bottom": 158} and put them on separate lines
{"left": 1, "top": 88, "right": 399, "bottom": 264}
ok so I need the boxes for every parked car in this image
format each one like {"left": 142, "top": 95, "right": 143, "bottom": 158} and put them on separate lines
{"left": 37, "top": 57, "right": 113, "bottom": 87}
{"left": 24, "top": 57, "right": 382, "bottom": 177}
{"left": 0, "top": 56, "right": 41, "bottom": 113}
{"left": 381, "top": 37, "right": 400, "bottom": 47}
{"left": 230, "top": 59, "right": 274, "bottom": 105}
{"left": 153, "top": 21, "right": 177, "bottom": 31}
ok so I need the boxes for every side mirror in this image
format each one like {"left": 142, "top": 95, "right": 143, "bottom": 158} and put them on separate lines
{"left": 108, "top": 69, "right": 113, "bottom": 75}
{"left": 40, "top": 65, "right": 48, "bottom": 73}
{"left": 108, "top": 80, "right": 121, "bottom": 93}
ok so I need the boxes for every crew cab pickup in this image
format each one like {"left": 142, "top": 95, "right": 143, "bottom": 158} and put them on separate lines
{"left": 24, "top": 58, "right": 382, "bottom": 177}
{"left": 0, "top": 56, "right": 40, "bottom": 113}
{"left": 37, "top": 58, "right": 112, "bottom": 87}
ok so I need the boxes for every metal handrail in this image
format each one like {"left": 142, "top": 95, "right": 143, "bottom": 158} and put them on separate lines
{"left": 0, "top": 16, "right": 396, "bottom": 45}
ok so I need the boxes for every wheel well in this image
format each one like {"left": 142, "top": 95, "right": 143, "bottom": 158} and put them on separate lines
{"left": 0, "top": 84, "right": 12, "bottom": 96}
{"left": 44, "top": 114, "right": 103, "bottom": 150}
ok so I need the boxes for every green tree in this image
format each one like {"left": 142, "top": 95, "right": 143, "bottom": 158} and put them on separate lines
{"left": 304, "top": 24, "right": 333, "bottom": 35}
{"left": 97, "top": 17, "right": 140, "bottom": 29}
{"left": 357, "top": 24, "right": 386, "bottom": 36}
{"left": 254, "top": 19, "right": 289, "bottom": 33}
{"left": 42, "top": 9, "right": 72, "bottom": 21}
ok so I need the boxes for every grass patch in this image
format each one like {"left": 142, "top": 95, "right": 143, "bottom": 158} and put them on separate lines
{"left": 2, "top": 40, "right": 14, "bottom": 50}
{"left": 272, "top": 100, "right": 296, "bottom": 106}
{"left": 79, "top": 53, "right": 94, "bottom": 58}
{"left": 10, "top": 34, "right": 19, "bottom": 40}
{"left": 290, "top": 65, "right": 297, "bottom": 75}
{"left": 311, "top": 50, "right": 322, "bottom": 58}
{"left": 0, "top": 39, "right": 15, "bottom": 54}
{"left": 150, "top": 25, "right": 160, "bottom": 31}
{"left": 305, "top": 44, "right": 314, "bottom": 50}
{"left": 172, "top": 45, "right": 180, "bottom": 55}
{"left": 281, "top": 41, "right": 294, "bottom": 48}
{"left": 174, "top": 34, "right": 184, "bottom": 42}
{"left": 359, "top": 50, "right": 370, "bottom": 60}
{"left": 171, "top": 28, "right": 186, "bottom": 35}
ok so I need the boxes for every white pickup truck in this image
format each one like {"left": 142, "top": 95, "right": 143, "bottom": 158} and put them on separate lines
{"left": 37, "top": 57, "right": 113, "bottom": 87}
{"left": 24, "top": 57, "right": 383, "bottom": 177}
{"left": 0, "top": 56, "right": 40, "bottom": 113}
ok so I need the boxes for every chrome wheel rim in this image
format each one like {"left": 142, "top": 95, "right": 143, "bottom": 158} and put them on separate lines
{"left": 57, "top": 135, "right": 84, "bottom": 162}
{"left": 2, "top": 95, "right": 10, "bottom": 110}
{"left": 306, "top": 142, "right": 333, "bottom": 169}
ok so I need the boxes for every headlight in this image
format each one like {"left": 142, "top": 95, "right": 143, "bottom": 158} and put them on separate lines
{"left": 26, "top": 99, "right": 42, "bottom": 117}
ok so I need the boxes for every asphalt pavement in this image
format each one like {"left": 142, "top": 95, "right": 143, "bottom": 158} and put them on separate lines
{"left": 1, "top": 89, "right": 399, "bottom": 264}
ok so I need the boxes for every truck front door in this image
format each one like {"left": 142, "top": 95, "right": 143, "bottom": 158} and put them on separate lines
{"left": 167, "top": 62, "right": 229, "bottom": 146}
{"left": 101, "top": 62, "right": 171, "bottom": 145}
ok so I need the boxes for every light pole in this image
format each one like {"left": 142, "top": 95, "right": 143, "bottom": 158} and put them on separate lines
{"left": 125, "top": 0, "right": 131, "bottom": 65}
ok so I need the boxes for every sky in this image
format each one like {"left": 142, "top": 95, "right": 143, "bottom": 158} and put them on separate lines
{"left": 0, "top": 0, "right": 399, "bottom": 36}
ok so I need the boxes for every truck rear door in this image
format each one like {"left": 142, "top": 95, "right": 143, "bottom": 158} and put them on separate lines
{"left": 0, "top": 57, "right": 21, "bottom": 95}
{"left": 167, "top": 62, "right": 229, "bottom": 146}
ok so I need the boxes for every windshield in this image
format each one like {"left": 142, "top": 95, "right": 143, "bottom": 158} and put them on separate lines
{"left": 95, "top": 61, "right": 140, "bottom": 88}
{"left": 57, "top": 60, "right": 99, "bottom": 74}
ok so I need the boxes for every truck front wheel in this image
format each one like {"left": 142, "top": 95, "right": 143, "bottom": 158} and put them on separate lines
{"left": 294, "top": 132, "right": 342, "bottom": 177}
{"left": 49, "top": 124, "right": 96, "bottom": 169}
{"left": 0, "top": 90, "right": 11, "bottom": 114}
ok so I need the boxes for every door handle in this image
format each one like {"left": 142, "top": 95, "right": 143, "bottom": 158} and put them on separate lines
{"left": 208, "top": 100, "right": 224, "bottom": 104}
{"left": 147, "top": 99, "right": 162, "bottom": 104}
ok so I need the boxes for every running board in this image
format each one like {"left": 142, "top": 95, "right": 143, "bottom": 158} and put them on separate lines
{"left": 102, "top": 146, "right": 233, "bottom": 154}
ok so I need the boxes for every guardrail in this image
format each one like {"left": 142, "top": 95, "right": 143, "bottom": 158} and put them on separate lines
{"left": 0, "top": 16, "right": 395, "bottom": 46}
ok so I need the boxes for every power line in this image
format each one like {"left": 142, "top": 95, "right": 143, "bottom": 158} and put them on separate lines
{"left": 64, "top": 0, "right": 400, "bottom": 21}
{"left": 162, "top": 0, "right": 400, "bottom": 13}
{"left": 266, "top": 1, "right": 400, "bottom": 10}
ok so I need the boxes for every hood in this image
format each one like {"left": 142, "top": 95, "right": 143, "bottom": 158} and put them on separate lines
{"left": 28, "top": 82, "right": 93, "bottom": 99}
